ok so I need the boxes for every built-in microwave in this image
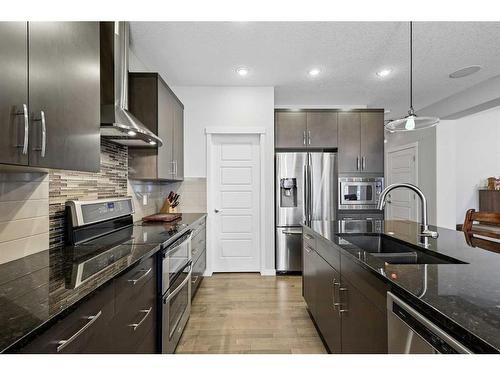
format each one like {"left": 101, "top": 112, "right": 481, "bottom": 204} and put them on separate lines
{"left": 338, "top": 177, "right": 384, "bottom": 210}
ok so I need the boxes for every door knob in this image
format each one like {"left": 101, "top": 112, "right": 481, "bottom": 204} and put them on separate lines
{"left": 214, "top": 209, "right": 221, "bottom": 213}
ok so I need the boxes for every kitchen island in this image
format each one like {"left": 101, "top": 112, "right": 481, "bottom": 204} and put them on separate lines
{"left": 303, "top": 219, "right": 500, "bottom": 353}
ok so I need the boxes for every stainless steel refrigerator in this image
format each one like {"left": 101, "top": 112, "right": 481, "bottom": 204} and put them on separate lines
{"left": 275, "top": 152, "right": 337, "bottom": 273}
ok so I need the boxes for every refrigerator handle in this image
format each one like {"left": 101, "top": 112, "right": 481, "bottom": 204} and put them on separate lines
{"left": 308, "top": 158, "right": 312, "bottom": 223}
{"left": 303, "top": 162, "right": 308, "bottom": 224}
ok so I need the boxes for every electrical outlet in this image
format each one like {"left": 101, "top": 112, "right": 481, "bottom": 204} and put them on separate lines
{"left": 143, "top": 194, "right": 148, "bottom": 206}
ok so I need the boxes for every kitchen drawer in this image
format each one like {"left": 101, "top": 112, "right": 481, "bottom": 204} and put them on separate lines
{"left": 114, "top": 257, "right": 155, "bottom": 312}
{"left": 19, "top": 282, "right": 114, "bottom": 353}
{"left": 340, "top": 253, "right": 388, "bottom": 312}
{"left": 191, "top": 233, "right": 206, "bottom": 263}
{"left": 191, "top": 249, "right": 206, "bottom": 298}
{"left": 315, "top": 235, "right": 340, "bottom": 271}
{"left": 112, "top": 290, "right": 156, "bottom": 354}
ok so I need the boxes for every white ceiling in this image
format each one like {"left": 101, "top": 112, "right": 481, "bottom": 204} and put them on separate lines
{"left": 130, "top": 22, "right": 500, "bottom": 118}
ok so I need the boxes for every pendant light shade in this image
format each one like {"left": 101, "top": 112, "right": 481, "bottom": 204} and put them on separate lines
{"left": 385, "top": 22, "right": 439, "bottom": 132}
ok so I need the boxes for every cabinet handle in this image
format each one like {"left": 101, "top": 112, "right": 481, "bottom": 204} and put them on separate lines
{"left": 192, "top": 247, "right": 199, "bottom": 256}
{"left": 303, "top": 130, "right": 306, "bottom": 145}
{"left": 33, "top": 110, "right": 47, "bottom": 157}
{"left": 127, "top": 267, "right": 152, "bottom": 285}
{"left": 191, "top": 275, "right": 199, "bottom": 284}
{"left": 283, "top": 230, "right": 302, "bottom": 235}
{"left": 129, "top": 307, "right": 152, "bottom": 331}
{"left": 56, "top": 310, "right": 102, "bottom": 352}
{"left": 304, "top": 233, "right": 313, "bottom": 240}
{"left": 338, "top": 286, "right": 348, "bottom": 314}
{"left": 174, "top": 160, "right": 178, "bottom": 176}
{"left": 14, "top": 104, "right": 29, "bottom": 155}
{"left": 356, "top": 156, "right": 360, "bottom": 170}
{"left": 362, "top": 156, "right": 366, "bottom": 170}
{"left": 308, "top": 130, "right": 311, "bottom": 145}
{"left": 304, "top": 246, "right": 313, "bottom": 254}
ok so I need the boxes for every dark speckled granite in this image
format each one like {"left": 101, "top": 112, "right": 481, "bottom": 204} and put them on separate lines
{"left": 0, "top": 213, "right": 206, "bottom": 353}
{"left": 306, "top": 219, "right": 500, "bottom": 353}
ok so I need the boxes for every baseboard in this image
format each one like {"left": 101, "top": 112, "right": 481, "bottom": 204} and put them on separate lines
{"left": 260, "top": 268, "right": 276, "bottom": 276}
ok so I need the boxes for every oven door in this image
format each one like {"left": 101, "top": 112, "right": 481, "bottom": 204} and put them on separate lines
{"left": 161, "top": 230, "right": 192, "bottom": 292}
{"left": 340, "top": 181, "right": 377, "bottom": 206}
{"left": 162, "top": 261, "right": 192, "bottom": 354}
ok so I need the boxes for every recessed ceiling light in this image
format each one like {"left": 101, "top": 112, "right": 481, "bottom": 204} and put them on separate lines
{"left": 376, "top": 69, "right": 392, "bottom": 78}
{"left": 127, "top": 130, "right": 137, "bottom": 136}
{"left": 449, "top": 65, "right": 481, "bottom": 79}
{"left": 308, "top": 68, "right": 321, "bottom": 77}
{"left": 236, "top": 67, "right": 249, "bottom": 76}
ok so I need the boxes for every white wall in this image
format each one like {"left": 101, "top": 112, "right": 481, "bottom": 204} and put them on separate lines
{"left": 436, "top": 106, "right": 500, "bottom": 229}
{"left": 172, "top": 86, "right": 276, "bottom": 273}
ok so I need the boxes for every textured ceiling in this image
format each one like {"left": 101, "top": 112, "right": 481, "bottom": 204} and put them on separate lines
{"left": 130, "top": 22, "right": 500, "bottom": 118}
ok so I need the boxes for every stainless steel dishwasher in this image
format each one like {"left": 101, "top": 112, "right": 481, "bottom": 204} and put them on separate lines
{"left": 387, "top": 292, "right": 472, "bottom": 354}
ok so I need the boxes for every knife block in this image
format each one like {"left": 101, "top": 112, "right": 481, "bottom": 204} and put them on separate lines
{"left": 160, "top": 198, "right": 178, "bottom": 214}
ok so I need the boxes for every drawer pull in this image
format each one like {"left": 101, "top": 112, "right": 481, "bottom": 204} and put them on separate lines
{"left": 129, "top": 307, "right": 153, "bottom": 331}
{"left": 304, "top": 246, "right": 313, "bottom": 254}
{"left": 304, "top": 233, "right": 313, "bottom": 240}
{"left": 56, "top": 310, "right": 102, "bottom": 352}
{"left": 191, "top": 275, "right": 199, "bottom": 284}
{"left": 283, "top": 230, "right": 302, "bottom": 235}
{"left": 127, "top": 267, "right": 152, "bottom": 285}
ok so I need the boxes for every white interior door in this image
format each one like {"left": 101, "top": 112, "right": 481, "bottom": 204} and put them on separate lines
{"left": 386, "top": 144, "right": 418, "bottom": 221}
{"left": 210, "top": 133, "right": 261, "bottom": 272}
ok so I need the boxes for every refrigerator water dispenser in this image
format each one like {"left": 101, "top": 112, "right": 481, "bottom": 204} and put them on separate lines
{"left": 280, "top": 178, "right": 297, "bottom": 207}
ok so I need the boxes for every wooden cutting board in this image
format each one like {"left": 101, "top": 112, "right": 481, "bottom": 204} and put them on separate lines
{"left": 142, "top": 213, "right": 182, "bottom": 222}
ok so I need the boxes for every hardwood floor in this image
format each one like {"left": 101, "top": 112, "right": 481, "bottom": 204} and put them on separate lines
{"left": 175, "top": 273, "right": 327, "bottom": 354}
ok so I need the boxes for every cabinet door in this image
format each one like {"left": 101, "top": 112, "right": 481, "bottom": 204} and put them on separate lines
{"left": 275, "top": 112, "right": 307, "bottom": 148}
{"left": 314, "top": 255, "right": 341, "bottom": 353}
{"left": 157, "top": 79, "right": 175, "bottom": 179}
{"left": 340, "top": 278, "right": 388, "bottom": 354}
{"left": 28, "top": 22, "right": 100, "bottom": 172}
{"left": 0, "top": 22, "right": 29, "bottom": 166}
{"left": 302, "top": 242, "right": 317, "bottom": 317}
{"left": 338, "top": 112, "right": 361, "bottom": 173}
{"left": 360, "top": 112, "right": 384, "bottom": 173}
{"left": 306, "top": 112, "right": 338, "bottom": 148}
{"left": 172, "top": 100, "right": 184, "bottom": 180}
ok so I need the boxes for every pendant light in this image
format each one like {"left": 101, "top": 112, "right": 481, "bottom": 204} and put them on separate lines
{"left": 385, "top": 22, "right": 439, "bottom": 132}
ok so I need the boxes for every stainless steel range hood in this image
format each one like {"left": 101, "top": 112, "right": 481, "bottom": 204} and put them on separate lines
{"left": 100, "top": 22, "right": 163, "bottom": 147}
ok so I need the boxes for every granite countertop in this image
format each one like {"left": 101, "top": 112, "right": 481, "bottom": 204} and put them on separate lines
{"left": 0, "top": 213, "right": 206, "bottom": 353}
{"left": 306, "top": 219, "right": 500, "bottom": 353}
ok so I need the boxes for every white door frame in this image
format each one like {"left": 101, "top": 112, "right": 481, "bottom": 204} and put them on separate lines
{"left": 205, "top": 127, "right": 267, "bottom": 276}
{"left": 385, "top": 141, "right": 419, "bottom": 221}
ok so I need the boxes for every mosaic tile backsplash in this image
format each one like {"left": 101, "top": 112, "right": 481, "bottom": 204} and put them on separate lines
{"left": 48, "top": 140, "right": 128, "bottom": 248}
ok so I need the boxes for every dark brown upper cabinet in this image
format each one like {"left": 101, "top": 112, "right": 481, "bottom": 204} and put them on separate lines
{"left": 275, "top": 110, "right": 338, "bottom": 149}
{"left": 128, "top": 73, "right": 184, "bottom": 181}
{"left": 0, "top": 22, "right": 101, "bottom": 172}
{"left": 338, "top": 110, "right": 384, "bottom": 174}
{"left": 0, "top": 22, "right": 29, "bottom": 167}
{"left": 0, "top": 22, "right": 100, "bottom": 172}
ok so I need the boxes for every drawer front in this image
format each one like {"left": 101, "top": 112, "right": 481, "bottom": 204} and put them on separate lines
{"left": 315, "top": 235, "right": 341, "bottom": 271}
{"left": 191, "top": 225, "right": 206, "bottom": 263}
{"left": 113, "top": 257, "right": 157, "bottom": 353}
{"left": 19, "top": 282, "right": 114, "bottom": 353}
{"left": 135, "top": 328, "right": 156, "bottom": 354}
{"left": 191, "top": 249, "right": 206, "bottom": 297}
{"left": 340, "top": 253, "right": 388, "bottom": 312}
{"left": 115, "top": 256, "right": 155, "bottom": 313}
{"left": 112, "top": 273, "right": 156, "bottom": 353}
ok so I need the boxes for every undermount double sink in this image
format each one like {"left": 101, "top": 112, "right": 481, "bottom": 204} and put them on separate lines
{"left": 342, "top": 234, "right": 466, "bottom": 265}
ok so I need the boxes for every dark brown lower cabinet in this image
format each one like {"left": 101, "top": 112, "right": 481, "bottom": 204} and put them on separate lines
{"left": 314, "top": 255, "right": 341, "bottom": 353}
{"left": 302, "top": 242, "right": 317, "bottom": 318}
{"left": 339, "top": 277, "right": 387, "bottom": 353}
{"left": 19, "top": 282, "right": 115, "bottom": 354}
{"left": 17, "top": 255, "right": 158, "bottom": 354}
{"left": 302, "top": 231, "right": 388, "bottom": 354}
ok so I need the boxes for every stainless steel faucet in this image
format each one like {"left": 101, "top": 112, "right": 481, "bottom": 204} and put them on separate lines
{"left": 377, "top": 183, "right": 438, "bottom": 245}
